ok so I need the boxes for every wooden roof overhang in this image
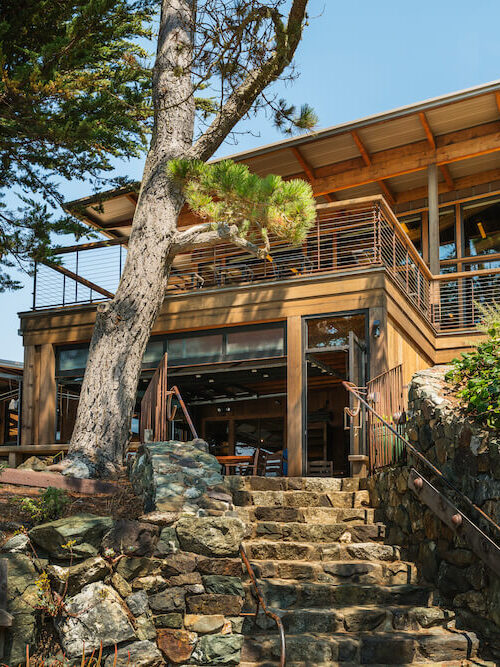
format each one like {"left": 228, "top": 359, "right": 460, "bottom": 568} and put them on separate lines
{"left": 64, "top": 80, "right": 500, "bottom": 238}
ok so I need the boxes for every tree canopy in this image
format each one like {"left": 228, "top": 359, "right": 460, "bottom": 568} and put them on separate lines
{"left": 0, "top": 0, "right": 155, "bottom": 289}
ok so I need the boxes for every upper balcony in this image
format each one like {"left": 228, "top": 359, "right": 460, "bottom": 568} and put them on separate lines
{"left": 32, "top": 196, "right": 499, "bottom": 333}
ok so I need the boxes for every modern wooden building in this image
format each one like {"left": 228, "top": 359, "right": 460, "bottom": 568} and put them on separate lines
{"left": 19, "top": 81, "right": 500, "bottom": 476}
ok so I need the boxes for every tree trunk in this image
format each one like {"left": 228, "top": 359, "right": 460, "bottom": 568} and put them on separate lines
{"left": 63, "top": 0, "right": 195, "bottom": 477}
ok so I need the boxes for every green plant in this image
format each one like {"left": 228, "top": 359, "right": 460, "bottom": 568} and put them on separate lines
{"left": 446, "top": 313, "right": 500, "bottom": 429}
{"left": 14, "top": 487, "right": 69, "bottom": 523}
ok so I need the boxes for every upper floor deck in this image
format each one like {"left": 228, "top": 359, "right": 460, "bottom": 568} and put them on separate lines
{"left": 32, "top": 195, "right": 499, "bottom": 334}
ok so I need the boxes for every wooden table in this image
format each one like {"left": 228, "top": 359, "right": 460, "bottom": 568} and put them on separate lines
{"left": 216, "top": 455, "right": 256, "bottom": 475}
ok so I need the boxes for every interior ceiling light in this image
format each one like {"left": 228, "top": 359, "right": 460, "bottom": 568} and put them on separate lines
{"left": 477, "top": 221, "right": 487, "bottom": 239}
{"left": 251, "top": 369, "right": 258, "bottom": 373}
{"left": 263, "top": 373, "right": 269, "bottom": 378}
{"left": 208, "top": 378, "right": 215, "bottom": 383}
{"left": 195, "top": 374, "right": 201, "bottom": 378}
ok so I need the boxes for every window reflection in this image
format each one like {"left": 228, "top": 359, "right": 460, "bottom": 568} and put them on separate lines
{"left": 400, "top": 214, "right": 422, "bottom": 256}
{"left": 439, "top": 208, "right": 456, "bottom": 260}
{"left": 307, "top": 314, "right": 365, "bottom": 349}
{"left": 463, "top": 198, "right": 500, "bottom": 257}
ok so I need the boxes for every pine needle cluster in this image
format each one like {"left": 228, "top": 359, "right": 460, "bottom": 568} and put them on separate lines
{"left": 169, "top": 159, "right": 316, "bottom": 251}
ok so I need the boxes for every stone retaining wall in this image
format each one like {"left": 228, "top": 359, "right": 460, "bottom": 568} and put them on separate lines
{"left": 2, "top": 440, "right": 248, "bottom": 666}
{"left": 367, "top": 366, "right": 500, "bottom": 657}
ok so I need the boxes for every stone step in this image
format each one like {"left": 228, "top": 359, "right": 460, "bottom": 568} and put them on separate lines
{"left": 232, "top": 489, "right": 370, "bottom": 509}
{"left": 241, "top": 629, "right": 479, "bottom": 665}
{"left": 241, "top": 662, "right": 494, "bottom": 667}
{"left": 249, "top": 559, "right": 418, "bottom": 585}
{"left": 243, "top": 580, "right": 433, "bottom": 609}
{"left": 229, "top": 476, "right": 364, "bottom": 493}
{"left": 242, "top": 605, "right": 455, "bottom": 634}
{"left": 244, "top": 540, "right": 401, "bottom": 562}
{"left": 251, "top": 521, "right": 385, "bottom": 543}
{"left": 238, "top": 506, "right": 376, "bottom": 525}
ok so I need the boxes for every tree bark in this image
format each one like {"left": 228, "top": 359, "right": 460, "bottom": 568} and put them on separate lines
{"left": 62, "top": 0, "right": 309, "bottom": 478}
{"left": 63, "top": 0, "right": 196, "bottom": 477}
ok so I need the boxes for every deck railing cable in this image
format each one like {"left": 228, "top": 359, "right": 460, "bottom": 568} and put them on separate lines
{"left": 239, "top": 544, "right": 286, "bottom": 667}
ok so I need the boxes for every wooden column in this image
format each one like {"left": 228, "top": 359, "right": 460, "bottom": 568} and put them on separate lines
{"left": 21, "top": 345, "right": 38, "bottom": 447}
{"left": 287, "top": 315, "right": 304, "bottom": 477}
{"left": 38, "top": 344, "right": 56, "bottom": 445}
{"left": 428, "top": 163, "right": 440, "bottom": 275}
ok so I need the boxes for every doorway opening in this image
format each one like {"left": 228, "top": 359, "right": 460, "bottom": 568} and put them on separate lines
{"left": 305, "top": 313, "right": 367, "bottom": 477}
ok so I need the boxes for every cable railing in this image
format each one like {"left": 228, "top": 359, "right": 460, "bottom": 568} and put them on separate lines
{"left": 342, "top": 380, "right": 500, "bottom": 578}
{"left": 31, "top": 196, "right": 499, "bottom": 334}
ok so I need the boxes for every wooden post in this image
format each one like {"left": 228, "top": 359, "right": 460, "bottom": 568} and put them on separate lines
{"left": 21, "top": 345, "right": 38, "bottom": 448}
{"left": 287, "top": 316, "right": 304, "bottom": 477}
{"left": 38, "top": 344, "right": 56, "bottom": 445}
{"left": 428, "top": 163, "right": 440, "bottom": 275}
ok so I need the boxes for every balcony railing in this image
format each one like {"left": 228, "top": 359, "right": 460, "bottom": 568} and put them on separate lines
{"left": 31, "top": 196, "right": 498, "bottom": 333}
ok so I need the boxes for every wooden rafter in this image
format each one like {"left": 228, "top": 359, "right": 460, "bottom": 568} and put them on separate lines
{"left": 350, "top": 130, "right": 371, "bottom": 167}
{"left": 291, "top": 146, "right": 316, "bottom": 181}
{"left": 351, "top": 130, "right": 394, "bottom": 204}
{"left": 418, "top": 112, "right": 436, "bottom": 150}
{"left": 419, "top": 112, "right": 454, "bottom": 191}
{"left": 125, "top": 192, "right": 138, "bottom": 205}
{"left": 496, "top": 91, "right": 500, "bottom": 115}
{"left": 311, "top": 124, "right": 500, "bottom": 196}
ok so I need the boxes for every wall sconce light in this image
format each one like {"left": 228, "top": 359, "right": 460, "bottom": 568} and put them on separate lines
{"left": 372, "top": 320, "right": 381, "bottom": 338}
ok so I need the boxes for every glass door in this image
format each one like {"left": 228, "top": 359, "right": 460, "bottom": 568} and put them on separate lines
{"left": 348, "top": 331, "right": 367, "bottom": 460}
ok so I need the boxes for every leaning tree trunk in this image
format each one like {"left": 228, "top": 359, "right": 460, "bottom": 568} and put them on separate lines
{"left": 63, "top": 0, "right": 196, "bottom": 478}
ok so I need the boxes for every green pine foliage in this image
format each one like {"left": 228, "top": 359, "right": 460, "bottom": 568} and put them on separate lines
{"left": 0, "top": 0, "right": 155, "bottom": 289}
{"left": 168, "top": 159, "right": 316, "bottom": 250}
{"left": 446, "top": 307, "right": 500, "bottom": 430}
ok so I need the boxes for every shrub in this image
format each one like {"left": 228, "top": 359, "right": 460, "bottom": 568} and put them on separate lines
{"left": 14, "top": 487, "right": 69, "bottom": 523}
{"left": 446, "top": 308, "right": 500, "bottom": 430}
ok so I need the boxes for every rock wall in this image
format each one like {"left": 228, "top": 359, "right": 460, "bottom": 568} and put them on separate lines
{"left": 367, "top": 366, "right": 500, "bottom": 656}
{"left": 2, "top": 440, "right": 248, "bottom": 666}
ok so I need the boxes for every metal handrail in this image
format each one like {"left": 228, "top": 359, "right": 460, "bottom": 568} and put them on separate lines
{"left": 239, "top": 545, "right": 286, "bottom": 667}
{"left": 342, "top": 380, "right": 500, "bottom": 538}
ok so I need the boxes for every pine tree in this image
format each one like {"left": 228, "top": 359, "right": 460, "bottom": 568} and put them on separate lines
{"left": 0, "top": 0, "right": 155, "bottom": 288}
{"left": 55, "top": 0, "right": 315, "bottom": 478}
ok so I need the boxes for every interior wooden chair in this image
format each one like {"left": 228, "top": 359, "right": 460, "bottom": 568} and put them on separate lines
{"left": 257, "top": 449, "right": 284, "bottom": 477}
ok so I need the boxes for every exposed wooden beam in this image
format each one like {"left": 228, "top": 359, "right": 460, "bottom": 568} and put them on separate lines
{"left": 55, "top": 238, "right": 126, "bottom": 254}
{"left": 43, "top": 262, "right": 115, "bottom": 300}
{"left": 351, "top": 130, "right": 371, "bottom": 166}
{"left": 323, "top": 193, "right": 336, "bottom": 202}
{"left": 312, "top": 125, "right": 500, "bottom": 196}
{"left": 291, "top": 146, "right": 316, "bottom": 181}
{"left": 496, "top": 91, "right": 500, "bottom": 115}
{"left": 125, "top": 192, "right": 138, "bottom": 205}
{"left": 377, "top": 180, "right": 395, "bottom": 206}
{"left": 418, "top": 112, "right": 436, "bottom": 150}
{"left": 439, "top": 164, "right": 454, "bottom": 190}
{"left": 396, "top": 165, "right": 500, "bottom": 205}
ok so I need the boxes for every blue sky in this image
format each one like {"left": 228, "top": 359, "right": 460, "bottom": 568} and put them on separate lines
{"left": 3, "top": 0, "right": 500, "bottom": 361}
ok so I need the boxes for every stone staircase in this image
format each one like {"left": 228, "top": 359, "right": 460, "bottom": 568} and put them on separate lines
{"left": 230, "top": 476, "right": 491, "bottom": 667}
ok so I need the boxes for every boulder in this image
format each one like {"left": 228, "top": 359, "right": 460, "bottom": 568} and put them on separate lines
{"left": 185, "top": 614, "right": 225, "bottom": 634}
{"left": 55, "top": 582, "right": 136, "bottom": 658}
{"left": 29, "top": 513, "right": 112, "bottom": 559}
{"left": 126, "top": 590, "right": 149, "bottom": 617}
{"left": 101, "top": 519, "right": 159, "bottom": 557}
{"left": 2, "top": 533, "right": 30, "bottom": 553}
{"left": 157, "top": 628, "right": 197, "bottom": 663}
{"left": 104, "top": 640, "right": 163, "bottom": 667}
{"left": 17, "top": 455, "right": 47, "bottom": 471}
{"left": 4, "top": 553, "right": 38, "bottom": 666}
{"left": 47, "top": 556, "right": 110, "bottom": 596}
{"left": 191, "top": 633, "right": 244, "bottom": 665}
{"left": 176, "top": 516, "right": 244, "bottom": 557}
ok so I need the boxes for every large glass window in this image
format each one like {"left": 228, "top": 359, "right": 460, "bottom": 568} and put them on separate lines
{"left": 226, "top": 327, "right": 284, "bottom": 359}
{"left": 439, "top": 208, "right": 456, "bottom": 261}
{"left": 307, "top": 313, "right": 366, "bottom": 349}
{"left": 58, "top": 346, "right": 89, "bottom": 372}
{"left": 168, "top": 334, "right": 223, "bottom": 365}
{"left": 463, "top": 198, "right": 500, "bottom": 257}
{"left": 400, "top": 214, "right": 422, "bottom": 256}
